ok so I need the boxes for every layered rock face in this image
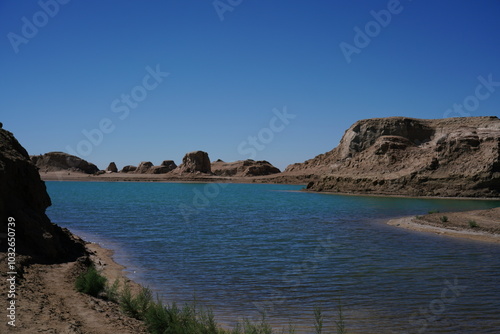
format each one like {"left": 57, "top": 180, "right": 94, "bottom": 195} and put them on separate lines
{"left": 177, "top": 151, "right": 211, "bottom": 173}
{"left": 0, "top": 129, "right": 86, "bottom": 262}
{"left": 212, "top": 159, "right": 281, "bottom": 177}
{"left": 288, "top": 116, "right": 500, "bottom": 197}
{"left": 31, "top": 152, "right": 99, "bottom": 174}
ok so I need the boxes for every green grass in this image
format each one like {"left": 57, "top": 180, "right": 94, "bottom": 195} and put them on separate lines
{"left": 440, "top": 216, "right": 449, "bottom": 223}
{"left": 75, "top": 265, "right": 107, "bottom": 297}
{"left": 468, "top": 220, "right": 479, "bottom": 228}
{"left": 76, "top": 264, "right": 348, "bottom": 334}
{"left": 428, "top": 210, "right": 440, "bottom": 214}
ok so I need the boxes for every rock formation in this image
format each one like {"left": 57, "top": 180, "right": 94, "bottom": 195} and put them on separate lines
{"left": 135, "top": 161, "right": 153, "bottom": 173}
{"left": 31, "top": 152, "right": 99, "bottom": 174}
{"left": 0, "top": 128, "right": 86, "bottom": 263}
{"left": 149, "top": 160, "right": 177, "bottom": 174}
{"left": 287, "top": 116, "right": 500, "bottom": 197}
{"left": 106, "top": 162, "right": 118, "bottom": 173}
{"left": 120, "top": 165, "right": 137, "bottom": 173}
{"left": 212, "top": 159, "right": 281, "bottom": 177}
{"left": 177, "top": 151, "right": 211, "bottom": 174}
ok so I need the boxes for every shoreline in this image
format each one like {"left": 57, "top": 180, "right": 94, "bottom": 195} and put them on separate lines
{"left": 386, "top": 207, "right": 500, "bottom": 244}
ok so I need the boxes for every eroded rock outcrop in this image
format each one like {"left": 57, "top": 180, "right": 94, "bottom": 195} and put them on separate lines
{"left": 106, "top": 162, "right": 118, "bottom": 173}
{"left": 149, "top": 160, "right": 177, "bottom": 174}
{"left": 176, "top": 151, "right": 211, "bottom": 174}
{"left": 287, "top": 116, "right": 500, "bottom": 197}
{"left": 135, "top": 161, "right": 153, "bottom": 174}
{"left": 31, "top": 152, "right": 99, "bottom": 174}
{"left": 120, "top": 165, "right": 137, "bottom": 173}
{"left": 212, "top": 159, "right": 281, "bottom": 177}
{"left": 0, "top": 129, "right": 86, "bottom": 263}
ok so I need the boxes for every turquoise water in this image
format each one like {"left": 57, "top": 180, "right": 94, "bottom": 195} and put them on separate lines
{"left": 46, "top": 181, "right": 500, "bottom": 333}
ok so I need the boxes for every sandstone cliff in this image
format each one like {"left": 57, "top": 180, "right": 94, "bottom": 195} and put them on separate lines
{"left": 212, "top": 159, "right": 281, "bottom": 177}
{"left": 0, "top": 129, "right": 86, "bottom": 263}
{"left": 31, "top": 152, "right": 99, "bottom": 174}
{"left": 287, "top": 116, "right": 500, "bottom": 197}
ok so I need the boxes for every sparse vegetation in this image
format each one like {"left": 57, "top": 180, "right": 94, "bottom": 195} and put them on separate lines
{"left": 468, "top": 220, "right": 479, "bottom": 228}
{"left": 428, "top": 210, "right": 440, "bottom": 214}
{"left": 75, "top": 265, "right": 107, "bottom": 297}
{"left": 440, "top": 216, "right": 448, "bottom": 223}
{"left": 76, "top": 263, "right": 347, "bottom": 334}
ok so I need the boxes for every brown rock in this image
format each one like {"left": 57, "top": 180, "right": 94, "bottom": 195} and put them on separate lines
{"left": 212, "top": 159, "right": 281, "bottom": 177}
{"left": 0, "top": 128, "right": 86, "bottom": 263}
{"left": 285, "top": 116, "right": 500, "bottom": 197}
{"left": 149, "top": 160, "right": 177, "bottom": 174}
{"left": 135, "top": 161, "right": 153, "bottom": 174}
{"left": 177, "top": 151, "right": 211, "bottom": 174}
{"left": 106, "top": 162, "right": 118, "bottom": 173}
{"left": 120, "top": 165, "right": 137, "bottom": 173}
{"left": 31, "top": 152, "right": 99, "bottom": 174}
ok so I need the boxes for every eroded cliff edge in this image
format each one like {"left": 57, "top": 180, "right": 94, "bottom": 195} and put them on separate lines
{"left": 286, "top": 116, "right": 500, "bottom": 197}
{"left": 0, "top": 128, "right": 86, "bottom": 263}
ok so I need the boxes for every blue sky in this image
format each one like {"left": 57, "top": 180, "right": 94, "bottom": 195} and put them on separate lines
{"left": 1, "top": 0, "right": 499, "bottom": 170}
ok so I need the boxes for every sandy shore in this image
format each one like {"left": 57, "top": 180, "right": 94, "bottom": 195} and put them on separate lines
{"left": 39, "top": 170, "right": 307, "bottom": 184}
{"left": 387, "top": 207, "right": 500, "bottom": 243}
{"left": 1, "top": 241, "right": 148, "bottom": 333}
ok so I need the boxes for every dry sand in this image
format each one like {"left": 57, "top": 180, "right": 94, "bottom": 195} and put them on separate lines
{"left": 387, "top": 207, "right": 500, "bottom": 244}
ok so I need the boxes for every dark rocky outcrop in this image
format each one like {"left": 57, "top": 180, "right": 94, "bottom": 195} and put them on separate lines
{"left": 286, "top": 116, "right": 500, "bottom": 197}
{"left": 120, "top": 165, "right": 137, "bottom": 173}
{"left": 212, "top": 159, "right": 281, "bottom": 177}
{"left": 149, "top": 160, "right": 177, "bottom": 174}
{"left": 31, "top": 152, "right": 99, "bottom": 174}
{"left": 0, "top": 128, "right": 86, "bottom": 263}
{"left": 176, "top": 151, "right": 211, "bottom": 174}
{"left": 135, "top": 161, "right": 153, "bottom": 174}
{"left": 106, "top": 162, "right": 118, "bottom": 173}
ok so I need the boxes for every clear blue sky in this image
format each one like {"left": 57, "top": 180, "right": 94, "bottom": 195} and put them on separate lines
{"left": 1, "top": 1, "right": 499, "bottom": 170}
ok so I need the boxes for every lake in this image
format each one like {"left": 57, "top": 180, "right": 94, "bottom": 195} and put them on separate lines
{"left": 45, "top": 181, "right": 500, "bottom": 333}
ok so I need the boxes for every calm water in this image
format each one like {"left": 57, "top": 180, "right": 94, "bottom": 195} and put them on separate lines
{"left": 46, "top": 181, "right": 500, "bottom": 333}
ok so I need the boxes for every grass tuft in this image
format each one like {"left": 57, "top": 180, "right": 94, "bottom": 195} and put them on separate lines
{"left": 440, "top": 216, "right": 448, "bottom": 223}
{"left": 75, "top": 265, "right": 107, "bottom": 297}
{"left": 468, "top": 220, "right": 479, "bottom": 228}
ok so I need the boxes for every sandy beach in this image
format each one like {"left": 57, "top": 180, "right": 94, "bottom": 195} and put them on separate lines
{"left": 387, "top": 207, "right": 500, "bottom": 244}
